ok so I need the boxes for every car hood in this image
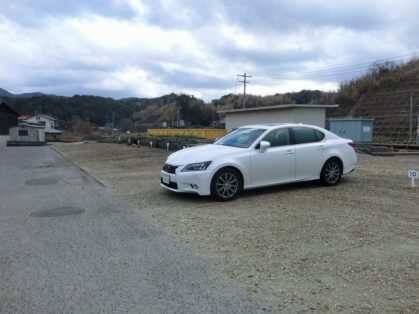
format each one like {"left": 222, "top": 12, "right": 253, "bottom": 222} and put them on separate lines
{"left": 166, "top": 144, "right": 244, "bottom": 165}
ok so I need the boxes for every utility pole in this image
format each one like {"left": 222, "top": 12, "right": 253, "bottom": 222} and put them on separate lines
{"left": 409, "top": 91, "right": 413, "bottom": 140}
{"left": 112, "top": 112, "right": 115, "bottom": 131}
{"left": 416, "top": 113, "right": 419, "bottom": 145}
{"left": 176, "top": 105, "right": 180, "bottom": 127}
{"left": 237, "top": 73, "right": 252, "bottom": 108}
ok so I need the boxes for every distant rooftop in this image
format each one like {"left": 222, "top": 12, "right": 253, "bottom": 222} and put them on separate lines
{"left": 217, "top": 104, "right": 339, "bottom": 114}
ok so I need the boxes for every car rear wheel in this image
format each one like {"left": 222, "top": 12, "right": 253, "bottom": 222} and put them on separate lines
{"left": 211, "top": 168, "right": 242, "bottom": 201}
{"left": 320, "top": 158, "right": 342, "bottom": 186}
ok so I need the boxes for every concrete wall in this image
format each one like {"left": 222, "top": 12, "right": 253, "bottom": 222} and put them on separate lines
{"left": 9, "top": 127, "right": 45, "bottom": 143}
{"left": 225, "top": 108, "right": 326, "bottom": 131}
{"left": 290, "top": 108, "right": 326, "bottom": 128}
{"left": 0, "top": 135, "right": 9, "bottom": 147}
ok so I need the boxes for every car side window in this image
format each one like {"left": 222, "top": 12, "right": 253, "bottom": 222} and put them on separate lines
{"left": 315, "top": 130, "right": 325, "bottom": 141}
{"left": 261, "top": 128, "right": 290, "bottom": 147}
{"left": 292, "top": 127, "right": 319, "bottom": 144}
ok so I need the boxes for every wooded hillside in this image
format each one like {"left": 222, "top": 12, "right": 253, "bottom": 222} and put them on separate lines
{"left": 2, "top": 58, "right": 418, "bottom": 135}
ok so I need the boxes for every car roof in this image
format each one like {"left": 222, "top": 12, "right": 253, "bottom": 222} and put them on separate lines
{"left": 240, "top": 123, "right": 320, "bottom": 130}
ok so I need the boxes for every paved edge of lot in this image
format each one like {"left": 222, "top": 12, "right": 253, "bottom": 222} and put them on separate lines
{"left": 0, "top": 146, "right": 274, "bottom": 314}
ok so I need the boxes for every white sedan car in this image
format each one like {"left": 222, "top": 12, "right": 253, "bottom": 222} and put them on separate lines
{"left": 161, "top": 123, "right": 357, "bottom": 201}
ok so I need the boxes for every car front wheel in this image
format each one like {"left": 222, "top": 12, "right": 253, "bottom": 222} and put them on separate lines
{"left": 210, "top": 168, "right": 242, "bottom": 201}
{"left": 320, "top": 158, "right": 342, "bottom": 186}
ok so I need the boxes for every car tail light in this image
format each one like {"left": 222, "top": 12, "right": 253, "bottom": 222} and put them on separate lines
{"left": 348, "top": 142, "right": 355, "bottom": 149}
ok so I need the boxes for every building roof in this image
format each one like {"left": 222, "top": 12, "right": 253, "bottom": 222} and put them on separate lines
{"left": 44, "top": 128, "right": 63, "bottom": 134}
{"left": 217, "top": 104, "right": 339, "bottom": 114}
{"left": 0, "top": 100, "right": 19, "bottom": 116}
{"left": 238, "top": 123, "right": 326, "bottom": 130}
{"left": 18, "top": 114, "right": 32, "bottom": 120}
{"left": 328, "top": 118, "right": 374, "bottom": 121}
{"left": 19, "top": 113, "right": 59, "bottom": 121}
{"left": 37, "top": 113, "right": 58, "bottom": 121}
{"left": 11, "top": 124, "right": 44, "bottom": 129}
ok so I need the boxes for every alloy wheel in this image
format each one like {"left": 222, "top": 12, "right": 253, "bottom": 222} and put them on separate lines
{"left": 216, "top": 172, "right": 239, "bottom": 199}
{"left": 324, "top": 161, "right": 341, "bottom": 184}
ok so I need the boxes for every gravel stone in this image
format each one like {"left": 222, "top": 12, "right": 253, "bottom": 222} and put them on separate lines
{"left": 53, "top": 143, "right": 419, "bottom": 313}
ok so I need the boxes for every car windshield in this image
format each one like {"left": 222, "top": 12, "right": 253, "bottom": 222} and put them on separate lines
{"left": 214, "top": 128, "right": 266, "bottom": 148}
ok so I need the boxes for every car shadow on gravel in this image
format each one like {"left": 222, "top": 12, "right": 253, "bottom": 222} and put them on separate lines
{"left": 161, "top": 178, "right": 352, "bottom": 203}
{"left": 239, "top": 177, "right": 352, "bottom": 199}
{"left": 161, "top": 189, "right": 215, "bottom": 204}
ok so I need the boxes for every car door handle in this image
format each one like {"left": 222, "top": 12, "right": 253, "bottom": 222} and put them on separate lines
{"left": 285, "top": 150, "right": 294, "bottom": 155}
{"left": 318, "top": 145, "right": 326, "bottom": 150}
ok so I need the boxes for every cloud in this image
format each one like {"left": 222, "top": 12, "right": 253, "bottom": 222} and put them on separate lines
{"left": 0, "top": 0, "right": 418, "bottom": 101}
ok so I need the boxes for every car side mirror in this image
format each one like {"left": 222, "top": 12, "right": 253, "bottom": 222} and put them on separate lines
{"left": 259, "top": 141, "right": 270, "bottom": 153}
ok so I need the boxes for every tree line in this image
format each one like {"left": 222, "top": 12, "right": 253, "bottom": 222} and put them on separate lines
{"left": 3, "top": 58, "right": 418, "bottom": 131}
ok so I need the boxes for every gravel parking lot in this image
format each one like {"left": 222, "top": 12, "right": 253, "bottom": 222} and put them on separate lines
{"left": 53, "top": 142, "right": 419, "bottom": 313}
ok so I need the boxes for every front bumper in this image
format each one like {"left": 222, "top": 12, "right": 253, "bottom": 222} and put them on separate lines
{"left": 160, "top": 169, "right": 212, "bottom": 196}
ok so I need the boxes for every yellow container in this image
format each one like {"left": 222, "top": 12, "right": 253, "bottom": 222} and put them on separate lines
{"left": 147, "top": 128, "right": 226, "bottom": 140}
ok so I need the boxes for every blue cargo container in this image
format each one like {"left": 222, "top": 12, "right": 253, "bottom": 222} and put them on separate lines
{"left": 329, "top": 118, "right": 374, "bottom": 143}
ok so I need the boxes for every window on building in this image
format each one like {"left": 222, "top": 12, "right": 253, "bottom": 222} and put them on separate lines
{"left": 18, "top": 130, "right": 29, "bottom": 136}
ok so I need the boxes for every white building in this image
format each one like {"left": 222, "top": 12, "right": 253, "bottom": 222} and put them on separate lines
{"left": 218, "top": 104, "right": 338, "bottom": 131}
{"left": 25, "top": 114, "right": 58, "bottom": 130}
{"left": 20, "top": 114, "right": 63, "bottom": 140}
{"left": 7, "top": 125, "right": 45, "bottom": 146}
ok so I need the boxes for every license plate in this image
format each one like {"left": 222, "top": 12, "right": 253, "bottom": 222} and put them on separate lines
{"left": 162, "top": 173, "right": 170, "bottom": 184}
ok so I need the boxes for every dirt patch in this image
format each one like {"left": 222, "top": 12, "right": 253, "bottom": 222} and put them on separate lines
{"left": 53, "top": 142, "right": 419, "bottom": 313}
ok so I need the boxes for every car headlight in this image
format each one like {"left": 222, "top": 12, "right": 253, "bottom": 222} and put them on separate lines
{"left": 181, "top": 161, "right": 212, "bottom": 172}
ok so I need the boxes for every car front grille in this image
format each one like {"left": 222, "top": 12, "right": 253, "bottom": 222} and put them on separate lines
{"left": 163, "top": 164, "right": 178, "bottom": 174}
{"left": 161, "top": 178, "right": 178, "bottom": 189}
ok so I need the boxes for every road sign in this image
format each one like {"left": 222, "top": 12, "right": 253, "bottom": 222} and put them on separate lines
{"left": 408, "top": 170, "right": 418, "bottom": 187}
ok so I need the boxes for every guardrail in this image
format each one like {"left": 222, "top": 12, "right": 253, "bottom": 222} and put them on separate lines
{"left": 147, "top": 128, "right": 226, "bottom": 140}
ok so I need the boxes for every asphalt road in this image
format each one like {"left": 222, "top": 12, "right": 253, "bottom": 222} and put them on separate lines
{"left": 0, "top": 146, "right": 271, "bottom": 313}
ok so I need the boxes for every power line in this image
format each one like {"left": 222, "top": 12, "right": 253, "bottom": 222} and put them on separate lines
{"left": 216, "top": 47, "right": 419, "bottom": 92}
{"left": 214, "top": 81, "right": 240, "bottom": 89}
{"left": 253, "top": 55, "right": 418, "bottom": 81}
{"left": 252, "top": 56, "right": 419, "bottom": 84}
{"left": 234, "top": 77, "right": 239, "bottom": 95}
{"left": 254, "top": 45, "right": 419, "bottom": 78}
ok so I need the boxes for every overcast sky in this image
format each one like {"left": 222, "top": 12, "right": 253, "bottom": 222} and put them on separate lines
{"left": 1, "top": 0, "right": 418, "bottom": 101}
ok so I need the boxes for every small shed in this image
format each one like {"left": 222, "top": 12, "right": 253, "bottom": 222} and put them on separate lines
{"left": 0, "top": 101, "right": 19, "bottom": 135}
{"left": 7, "top": 125, "right": 46, "bottom": 146}
{"left": 218, "top": 104, "right": 338, "bottom": 131}
{"left": 329, "top": 118, "right": 374, "bottom": 143}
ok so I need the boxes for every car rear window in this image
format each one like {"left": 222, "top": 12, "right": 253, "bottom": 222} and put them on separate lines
{"left": 315, "top": 130, "right": 325, "bottom": 141}
{"left": 292, "top": 127, "right": 318, "bottom": 144}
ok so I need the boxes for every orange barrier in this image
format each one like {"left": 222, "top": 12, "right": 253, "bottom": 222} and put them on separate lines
{"left": 147, "top": 128, "right": 226, "bottom": 140}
